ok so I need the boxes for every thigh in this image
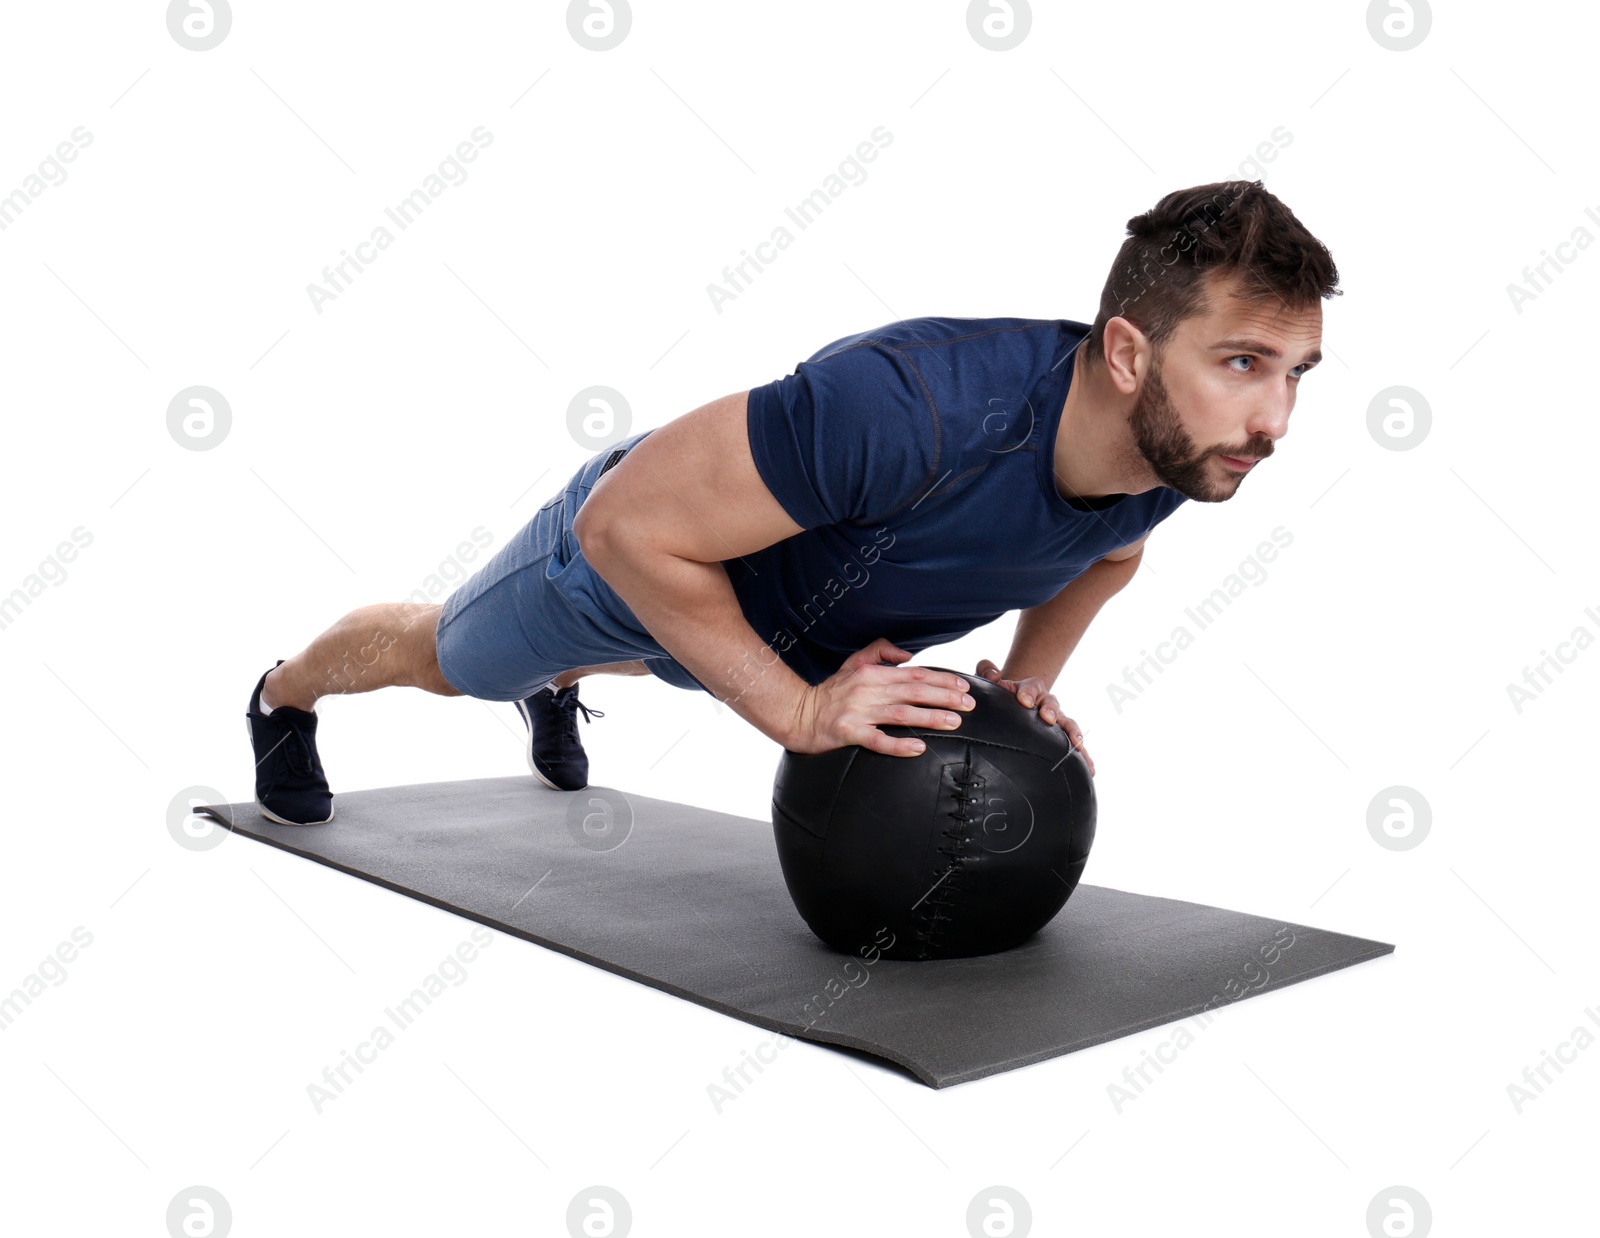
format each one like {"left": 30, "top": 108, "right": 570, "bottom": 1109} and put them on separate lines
{"left": 435, "top": 435, "right": 665, "bottom": 701}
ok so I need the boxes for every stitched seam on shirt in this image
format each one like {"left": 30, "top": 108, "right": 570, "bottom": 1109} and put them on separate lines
{"left": 888, "top": 321, "right": 1055, "bottom": 353}
{"left": 873, "top": 324, "right": 1058, "bottom": 521}
{"left": 820, "top": 323, "right": 1076, "bottom": 524}
{"left": 817, "top": 339, "right": 942, "bottom": 524}
{"left": 920, "top": 462, "right": 988, "bottom": 505}
{"left": 882, "top": 342, "right": 943, "bottom": 522}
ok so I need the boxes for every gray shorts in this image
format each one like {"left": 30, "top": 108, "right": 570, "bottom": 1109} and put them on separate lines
{"left": 436, "top": 430, "right": 707, "bottom": 701}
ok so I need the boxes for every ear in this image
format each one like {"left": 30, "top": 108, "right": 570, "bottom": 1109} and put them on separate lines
{"left": 1099, "top": 316, "right": 1151, "bottom": 396}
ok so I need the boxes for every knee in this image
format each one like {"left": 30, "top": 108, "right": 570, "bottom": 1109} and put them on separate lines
{"left": 374, "top": 603, "right": 452, "bottom": 680}
{"left": 412, "top": 603, "right": 466, "bottom": 696}
{"left": 420, "top": 663, "right": 465, "bottom": 697}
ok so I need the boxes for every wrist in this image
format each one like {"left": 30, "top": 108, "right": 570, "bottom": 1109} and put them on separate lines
{"left": 780, "top": 681, "right": 816, "bottom": 750}
{"left": 734, "top": 674, "right": 812, "bottom": 750}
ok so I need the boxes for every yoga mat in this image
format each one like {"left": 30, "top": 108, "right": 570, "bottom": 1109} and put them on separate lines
{"left": 192, "top": 776, "right": 1394, "bottom": 1089}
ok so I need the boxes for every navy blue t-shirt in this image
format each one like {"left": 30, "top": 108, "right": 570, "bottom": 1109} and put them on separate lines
{"left": 648, "top": 316, "right": 1188, "bottom": 691}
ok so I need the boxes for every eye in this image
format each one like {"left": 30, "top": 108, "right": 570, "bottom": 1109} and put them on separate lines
{"left": 1227, "top": 355, "right": 1310, "bottom": 379}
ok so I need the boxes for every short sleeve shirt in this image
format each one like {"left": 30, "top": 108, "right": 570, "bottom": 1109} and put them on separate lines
{"left": 726, "top": 316, "right": 1189, "bottom": 685}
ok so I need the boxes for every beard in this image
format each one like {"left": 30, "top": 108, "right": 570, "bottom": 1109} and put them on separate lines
{"left": 1129, "top": 357, "right": 1272, "bottom": 503}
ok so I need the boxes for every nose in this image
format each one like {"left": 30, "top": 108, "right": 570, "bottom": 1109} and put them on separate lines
{"left": 1246, "top": 391, "right": 1293, "bottom": 444}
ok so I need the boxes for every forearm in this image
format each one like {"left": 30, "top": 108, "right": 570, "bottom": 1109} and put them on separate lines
{"left": 1001, "top": 553, "right": 1141, "bottom": 690}
{"left": 582, "top": 531, "right": 808, "bottom": 746}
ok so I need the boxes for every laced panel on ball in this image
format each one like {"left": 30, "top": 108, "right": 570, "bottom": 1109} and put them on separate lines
{"left": 913, "top": 745, "right": 983, "bottom": 960}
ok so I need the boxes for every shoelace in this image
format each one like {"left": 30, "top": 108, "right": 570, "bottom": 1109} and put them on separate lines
{"left": 281, "top": 717, "right": 316, "bottom": 779}
{"left": 557, "top": 695, "right": 604, "bottom": 746}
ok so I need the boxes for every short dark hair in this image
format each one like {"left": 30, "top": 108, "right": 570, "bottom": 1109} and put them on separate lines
{"left": 1081, "top": 180, "right": 1341, "bottom": 370}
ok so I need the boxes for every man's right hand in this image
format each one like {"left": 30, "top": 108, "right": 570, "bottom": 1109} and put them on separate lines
{"left": 784, "top": 638, "right": 975, "bottom": 757}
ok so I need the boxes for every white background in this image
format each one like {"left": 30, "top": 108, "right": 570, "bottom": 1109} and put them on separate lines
{"left": 1, "top": 1, "right": 1594, "bottom": 1234}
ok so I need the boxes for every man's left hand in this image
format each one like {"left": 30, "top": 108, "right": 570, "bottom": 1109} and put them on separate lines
{"left": 975, "top": 659, "right": 1095, "bottom": 776}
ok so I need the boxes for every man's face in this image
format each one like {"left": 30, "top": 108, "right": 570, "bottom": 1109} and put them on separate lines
{"left": 1127, "top": 272, "right": 1323, "bottom": 503}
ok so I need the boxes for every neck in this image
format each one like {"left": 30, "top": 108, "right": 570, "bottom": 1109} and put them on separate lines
{"left": 1053, "top": 345, "right": 1159, "bottom": 502}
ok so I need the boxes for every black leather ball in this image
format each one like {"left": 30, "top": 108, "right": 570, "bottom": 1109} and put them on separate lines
{"left": 771, "top": 666, "right": 1096, "bottom": 961}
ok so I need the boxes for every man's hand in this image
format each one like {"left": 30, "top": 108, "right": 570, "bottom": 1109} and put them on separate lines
{"left": 974, "top": 658, "right": 1096, "bottom": 776}
{"left": 787, "top": 638, "right": 975, "bottom": 757}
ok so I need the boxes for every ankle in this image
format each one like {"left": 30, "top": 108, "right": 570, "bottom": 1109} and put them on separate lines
{"left": 263, "top": 667, "right": 317, "bottom": 713}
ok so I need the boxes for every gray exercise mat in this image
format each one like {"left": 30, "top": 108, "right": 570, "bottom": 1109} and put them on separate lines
{"left": 192, "top": 776, "right": 1394, "bottom": 1088}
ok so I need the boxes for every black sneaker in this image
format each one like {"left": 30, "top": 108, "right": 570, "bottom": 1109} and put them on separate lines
{"left": 516, "top": 682, "right": 605, "bottom": 791}
{"left": 246, "top": 660, "right": 335, "bottom": 825}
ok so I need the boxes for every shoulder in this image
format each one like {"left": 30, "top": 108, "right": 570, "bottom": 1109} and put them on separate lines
{"left": 798, "top": 315, "right": 1078, "bottom": 435}
{"left": 808, "top": 315, "right": 1072, "bottom": 369}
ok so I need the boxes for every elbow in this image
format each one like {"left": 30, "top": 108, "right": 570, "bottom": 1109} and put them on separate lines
{"left": 1099, "top": 548, "right": 1141, "bottom": 592}
{"left": 573, "top": 500, "right": 653, "bottom": 578}
{"left": 572, "top": 499, "right": 617, "bottom": 567}
{"left": 1100, "top": 536, "right": 1146, "bottom": 565}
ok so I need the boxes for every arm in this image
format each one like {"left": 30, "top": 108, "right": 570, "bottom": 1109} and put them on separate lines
{"left": 574, "top": 390, "right": 973, "bottom": 755}
{"left": 976, "top": 537, "right": 1146, "bottom": 775}
{"left": 998, "top": 538, "right": 1145, "bottom": 690}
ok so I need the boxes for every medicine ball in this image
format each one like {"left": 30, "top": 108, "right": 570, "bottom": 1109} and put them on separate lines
{"left": 771, "top": 666, "right": 1096, "bottom": 961}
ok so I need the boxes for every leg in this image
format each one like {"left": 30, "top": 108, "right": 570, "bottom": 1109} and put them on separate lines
{"left": 550, "top": 659, "right": 651, "bottom": 690}
{"left": 263, "top": 602, "right": 459, "bottom": 711}
{"left": 520, "top": 659, "right": 651, "bottom": 792}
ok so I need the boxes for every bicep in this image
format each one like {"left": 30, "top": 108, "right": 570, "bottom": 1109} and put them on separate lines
{"left": 574, "top": 389, "right": 805, "bottom": 564}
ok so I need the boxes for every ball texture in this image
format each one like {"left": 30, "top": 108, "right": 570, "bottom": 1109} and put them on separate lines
{"left": 771, "top": 666, "right": 1096, "bottom": 961}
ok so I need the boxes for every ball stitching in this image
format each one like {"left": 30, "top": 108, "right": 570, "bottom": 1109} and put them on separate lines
{"left": 912, "top": 743, "right": 982, "bottom": 959}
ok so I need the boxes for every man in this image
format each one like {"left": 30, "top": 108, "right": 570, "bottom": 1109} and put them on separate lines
{"left": 245, "top": 179, "right": 1338, "bottom": 826}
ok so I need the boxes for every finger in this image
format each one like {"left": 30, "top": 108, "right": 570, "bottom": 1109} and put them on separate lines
{"left": 1065, "top": 724, "right": 1094, "bottom": 773}
{"left": 867, "top": 637, "right": 911, "bottom": 664}
{"left": 843, "top": 643, "right": 880, "bottom": 672}
{"left": 1038, "top": 695, "right": 1061, "bottom": 724}
{"left": 871, "top": 678, "right": 975, "bottom": 712}
{"left": 873, "top": 663, "right": 970, "bottom": 696}
{"left": 1016, "top": 676, "right": 1049, "bottom": 708}
{"left": 858, "top": 726, "right": 930, "bottom": 758}
{"left": 976, "top": 659, "right": 1002, "bottom": 681}
{"left": 867, "top": 700, "right": 967, "bottom": 732}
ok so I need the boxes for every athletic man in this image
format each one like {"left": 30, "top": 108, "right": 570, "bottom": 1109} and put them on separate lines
{"left": 245, "top": 180, "right": 1338, "bottom": 825}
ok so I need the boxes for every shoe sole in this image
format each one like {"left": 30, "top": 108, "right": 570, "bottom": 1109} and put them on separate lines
{"left": 245, "top": 715, "right": 336, "bottom": 826}
{"left": 514, "top": 698, "right": 585, "bottom": 791}
{"left": 257, "top": 802, "right": 336, "bottom": 827}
